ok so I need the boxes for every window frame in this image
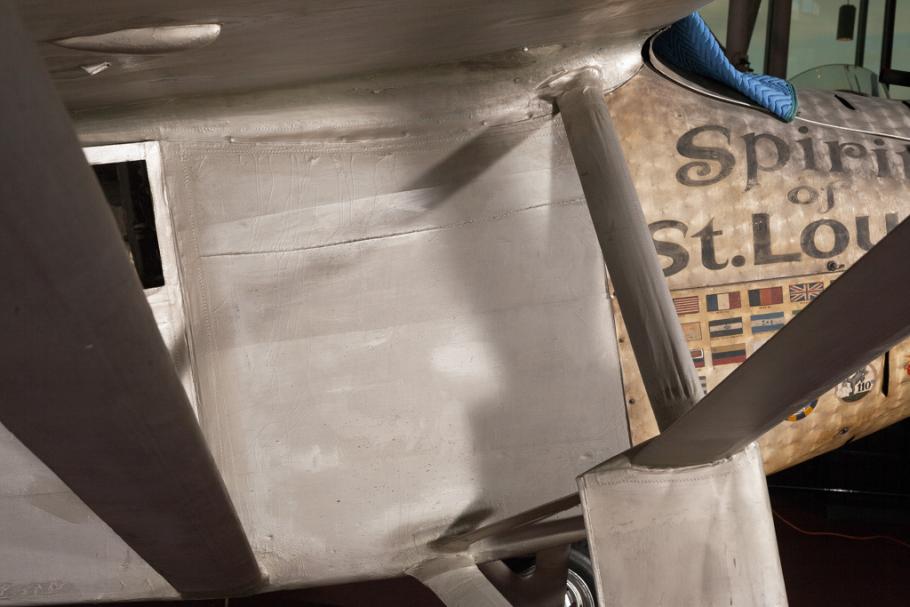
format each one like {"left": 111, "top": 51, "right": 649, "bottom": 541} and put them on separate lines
{"left": 880, "top": 0, "right": 910, "bottom": 87}
{"left": 83, "top": 141, "right": 199, "bottom": 417}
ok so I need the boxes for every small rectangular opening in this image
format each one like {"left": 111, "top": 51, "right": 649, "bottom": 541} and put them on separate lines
{"left": 92, "top": 160, "right": 164, "bottom": 289}
{"left": 882, "top": 351, "right": 890, "bottom": 397}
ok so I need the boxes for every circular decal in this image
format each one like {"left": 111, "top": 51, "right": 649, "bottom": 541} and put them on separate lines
{"left": 835, "top": 366, "right": 876, "bottom": 402}
{"left": 787, "top": 399, "right": 818, "bottom": 422}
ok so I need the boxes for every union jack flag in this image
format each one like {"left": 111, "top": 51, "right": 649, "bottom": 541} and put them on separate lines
{"left": 788, "top": 282, "right": 824, "bottom": 303}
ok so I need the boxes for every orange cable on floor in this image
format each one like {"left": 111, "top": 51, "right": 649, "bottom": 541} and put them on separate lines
{"left": 772, "top": 509, "right": 910, "bottom": 551}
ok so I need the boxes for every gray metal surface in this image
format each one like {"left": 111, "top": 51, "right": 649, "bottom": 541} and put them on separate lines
{"left": 0, "top": 4, "right": 261, "bottom": 598}
{"left": 470, "top": 518, "right": 586, "bottom": 564}
{"left": 634, "top": 215, "right": 910, "bottom": 467}
{"left": 1, "top": 69, "right": 637, "bottom": 605}
{"left": 1, "top": 3, "right": 656, "bottom": 598}
{"left": 17, "top": 0, "right": 705, "bottom": 112}
{"left": 797, "top": 89, "right": 910, "bottom": 140}
{"left": 0, "top": 133, "right": 631, "bottom": 601}
{"left": 580, "top": 444, "right": 787, "bottom": 606}
{"left": 441, "top": 493, "right": 580, "bottom": 551}
{"left": 416, "top": 564, "right": 512, "bottom": 607}
{"left": 160, "top": 118, "right": 632, "bottom": 590}
{"left": 553, "top": 68, "right": 703, "bottom": 431}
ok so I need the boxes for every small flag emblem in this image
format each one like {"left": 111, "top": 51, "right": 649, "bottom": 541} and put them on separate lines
{"left": 673, "top": 295, "right": 699, "bottom": 316}
{"left": 789, "top": 282, "right": 824, "bottom": 303}
{"left": 682, "top": 322, "right": 702, "bottom": 341}
{"left": 748, "top": 286, "right": 783, "bottom": 307}
{"left": 712, "top": 343, "right": 746, "bottom": 366}
{"left": 691, "top": 348, "right": 705, "bottom": 368}
{"left": 751, "top": 311, "right": 786, "bottom": 334}
{"left": 706, "top": 291, "right": 742, "bottom": 312}
{"left": 708, "top": 316, "right": 744, "bottom": 338}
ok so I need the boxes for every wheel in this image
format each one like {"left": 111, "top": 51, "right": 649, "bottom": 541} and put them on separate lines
{"left": 500, "top": 543, "right": 598, "bottom": 606}
{"left": 565, "top": 543, "right": 597, "bottom": 607}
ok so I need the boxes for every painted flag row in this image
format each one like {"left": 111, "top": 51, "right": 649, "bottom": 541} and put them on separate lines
{"left": 690, "top": 345, "right": 747, "bottom": 367}
{"left": 673, "top": 282, "right": 825, "bottom": 316}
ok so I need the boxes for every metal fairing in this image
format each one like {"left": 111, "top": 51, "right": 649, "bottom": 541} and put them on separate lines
{"left": 16, "top": 0, "right": 704, "bottom": 111}
{"left": 1, "top": 122, "right": 635, "bottom": 600}
{"left": 1, "top": 34, "right": 653, "bottom": 605}
{"left": 159, "top": 122, "right": 634, "bottom": 588}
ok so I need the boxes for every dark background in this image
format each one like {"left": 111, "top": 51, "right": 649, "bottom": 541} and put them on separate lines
{"left": 769, "top": 414, "right": 910, "bottom": 606}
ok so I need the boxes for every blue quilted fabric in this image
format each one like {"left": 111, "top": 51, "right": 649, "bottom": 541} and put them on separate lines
{"left": 653, "top": 12, "right": 798, "bottom": 122}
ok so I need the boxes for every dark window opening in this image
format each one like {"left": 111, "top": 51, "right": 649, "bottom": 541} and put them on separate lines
{"left": 834, "top": 93, "right": 857, "bottom": 110}
{"left": 93, "top": 161, "right": 164, "bottom": 289}
{"left": 882, "top": 351, "right": 890, "bottom": 397}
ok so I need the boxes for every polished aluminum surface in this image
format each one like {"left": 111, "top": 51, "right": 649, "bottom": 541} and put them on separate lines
{"left": 18, "top": 0, "right": 703, "bottom": 111}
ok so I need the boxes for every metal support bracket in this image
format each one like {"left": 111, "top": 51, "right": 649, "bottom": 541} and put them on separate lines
{"left": 542, "top": 67, "right": 703, "bottom": 431}
{"left": 579, "top": 443, "right": 788, "bottom": 606}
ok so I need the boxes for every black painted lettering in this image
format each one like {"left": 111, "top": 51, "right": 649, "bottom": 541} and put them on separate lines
{"left": 872, "top": 139, "right": 892, "bottom": 178}
{"left": 675, "top": 125, "right": 735, "bottom": 187}
{"left": 854, "top": 215, "right": 897, "bottom": 250}
{"left": 650, "top": 220, "right": 689, "bottom": 277}
{"left": 796, "top": 138, "right": 818, "bottom": 171}
{"left": 822, "top": 180, "right": 848, "bottom": 213}
{"left": 692, "top": 218, "right": 728, "bottom": 270}
{"left": 753, "top": 213, "right": 801, "bottom": 264}
{"left": 787, "top": 185, "right": 818, "bottom": 206}
{"left": 856, "top": 216, "right": 874, "bottom": 250}
{"left": 825, "top": 141, "right": 867, "bottom": 173}
{"left": 856, "top": 212, "right": 899, "bottom": 250}
{"left": 801, "top": 219, "right": 849, "bottom": 258}
{"left": 743, "top": 132, "right": 790, "bottom": 191}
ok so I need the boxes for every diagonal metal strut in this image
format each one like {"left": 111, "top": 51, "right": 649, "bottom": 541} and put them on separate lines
{"left": 635, "top": 214, "right": 910, "bottom": 467}
{"left": 550, "top": 67, "right": 704, "bottom": 431}
{"left": 0, "top": 4, "right": 262, "bottom": 596}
